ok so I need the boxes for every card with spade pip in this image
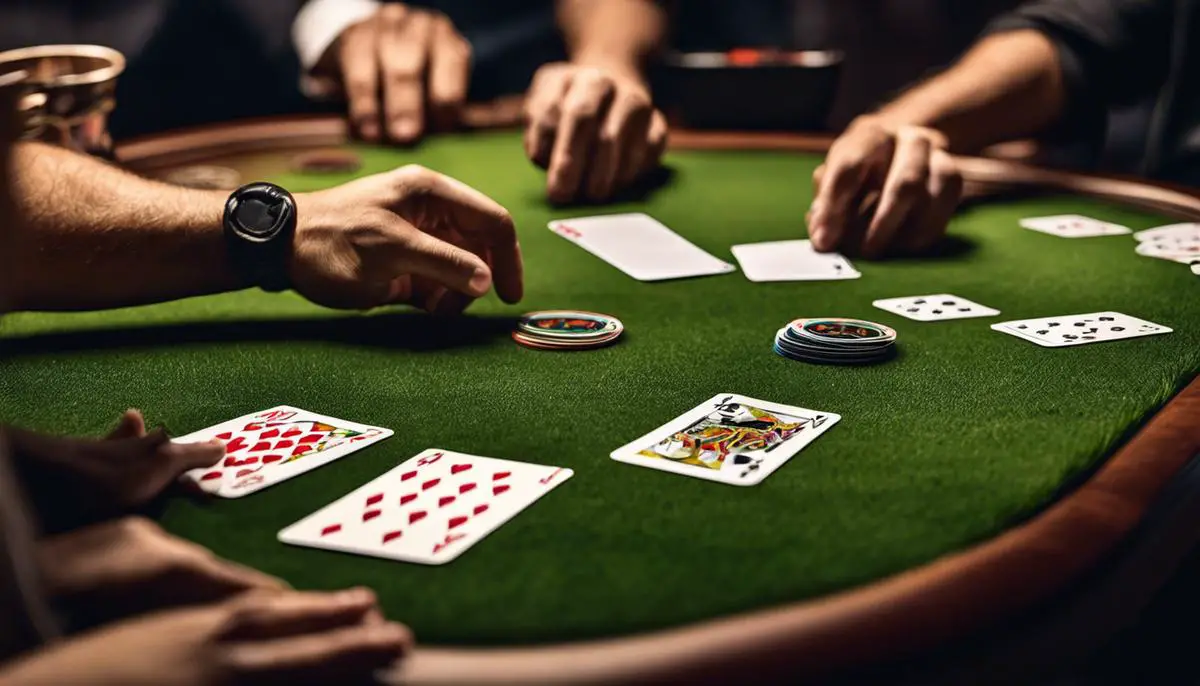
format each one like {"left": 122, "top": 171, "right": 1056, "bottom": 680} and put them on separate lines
{"left": 872, "top": 293, "right": 999, "bottom": 322}
{"left": 279, "top": 449, "right": 573, "bottom": 565}
{"left": 610, "top": 393, "right": 839, "bottom": 486}
{"left": 177, "top": 406, "right": 393, "bottom": 498}
{"left": 1018, "top": 214, "right": 1131, "bottom": 238}
{"left": 991, "top": 311, "right": 1172, "bottom": 348}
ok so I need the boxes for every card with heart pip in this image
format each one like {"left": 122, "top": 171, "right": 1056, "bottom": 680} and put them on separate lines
{"left": 990, "top": 311, "right": 1172, "bottom": 348}
{"left": 872, "top": 293, "right": 999, "bottom": 322}
{"left": 1019, "top": 214, "right": 1131, "bottom": 238}
{"left": 177, "top": 406, "right": 393, "bottom": 498}
{"left": 549, "top": 213, "right": 736, "bottom": 282}
{"left": 278, "top": 449, "right": 572, "bottom": 565}
{"left": 731, "top": 239, "right": 861, "bottom": 282}
{"left": 610, "top": 393, "right": 839, "bottom": 486}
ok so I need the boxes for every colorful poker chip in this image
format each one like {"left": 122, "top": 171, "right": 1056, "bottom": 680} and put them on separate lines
{"left": 513, "top": 311, "right": 624, "bottom": 351}
{"left": 773, "top": 318, "right": 897, "bottom": 365}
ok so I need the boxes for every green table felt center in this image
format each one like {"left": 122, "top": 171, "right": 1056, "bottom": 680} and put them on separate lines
{"left": 2, "top": 131, "right": 1197, "bottom": 644}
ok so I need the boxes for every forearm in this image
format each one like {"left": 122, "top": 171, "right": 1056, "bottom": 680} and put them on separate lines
{"left": 557, "top": 0, "right": 667, "bottom": 80}
{"left": 872, "top": 30, "right": 1067, "bottom": 154}
{"left": 8, "top": 142, "right": 240, "bottom": 311}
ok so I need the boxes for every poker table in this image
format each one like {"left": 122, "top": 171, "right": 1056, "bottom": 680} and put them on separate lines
{"left": 2, "top": 116, "right": 1199, "bottom": 684}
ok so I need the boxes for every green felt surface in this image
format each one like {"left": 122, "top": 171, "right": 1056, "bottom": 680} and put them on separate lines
{"left": 1, "top": 131, "right": 1197, "bottom": 645}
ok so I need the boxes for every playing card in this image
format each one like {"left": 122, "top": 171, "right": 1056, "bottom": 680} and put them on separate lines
{"left": 548, "top": 213, "right": 736, "bottom": 281}
{"left": 990, "top": 312, "right": 1172, "bottom": 348}
{"left": 872, "top": 293, "right": 999, "bottom": 322}
{"left": 278, "top": 449, "right": 572, "bottom": 565}
{"left": 1133, "top": 223, "right": 1200, "bottom": 243}
{"left": 1134, "top": 238, "right": 1200, "bottom": 264}
{"left": 178, "top": 406, "right": 393, "bottom": 498}
{"left": 1019, "top": 215, "right": 1131, "bottom": 238}
{"left": 730, "top": 239, "right": 861, "bottom": 281}
{"left": 610, "top": 393, "right": 839, "bottom": 486}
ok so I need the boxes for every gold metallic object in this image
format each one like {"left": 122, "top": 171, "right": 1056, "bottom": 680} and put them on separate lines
{"left": 0, "top": 44, "right": 125, "bottom": 158}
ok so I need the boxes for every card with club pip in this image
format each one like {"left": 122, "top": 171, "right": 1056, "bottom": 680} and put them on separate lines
{"left": 1133, "top": 223, "right": 1200, "bottom": 244}
{"left": 872, "top": 293, "right": 999, "bottom": 322}
{"left": 1019, "top": 215, "right": 1131, "bottom": 238}
{"left": 548, "top": 213, "right": 736, "bottom": 281}
{"left": 610, "top": 393, "right": 839, "bottom": 486}
{"left": 990, "top": 311, "right": 1172, "bottom": 348}
{"left": 730, "top": 239, "right": 861, "bottom": 281}
{"left": 177, "top": 406, "right": 393, "bottom": 498}
{"left": 278, "top": 449, "right": 573, "bottom": 565}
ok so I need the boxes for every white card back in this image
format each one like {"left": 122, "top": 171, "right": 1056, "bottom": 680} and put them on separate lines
{"left": 549, "top": 213, "right": 736, "bottom": 281}
{"left": 730, "top": 240, "right": 860, "bottom": 281}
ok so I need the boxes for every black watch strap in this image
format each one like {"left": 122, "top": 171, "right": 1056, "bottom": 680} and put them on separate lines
{"left": 223, "top": 182, "right": 297, "bottom": 292}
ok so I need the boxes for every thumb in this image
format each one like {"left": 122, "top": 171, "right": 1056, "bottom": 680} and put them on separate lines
{"left": 107, "top": 409, "right": 146, "bottom": 440}
{"left": 158, "top": 437, "right": 226, "bottom": 471}
{"left": 395, "top": 228, "right": 492, "bottom": 298}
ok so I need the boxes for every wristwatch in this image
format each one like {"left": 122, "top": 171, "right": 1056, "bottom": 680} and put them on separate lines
{"left": 223, "top": 182, "right": 297, "bottom": 292}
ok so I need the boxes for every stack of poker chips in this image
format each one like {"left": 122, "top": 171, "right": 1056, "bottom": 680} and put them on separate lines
{"left": 773, "top": 318, "right": 897, "bottom": 365}
{"left": 512, "top": 310, "right": 624, "bottom": 351}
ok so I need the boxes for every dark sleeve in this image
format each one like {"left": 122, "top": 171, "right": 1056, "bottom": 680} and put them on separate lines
{"left": 982, "top": 0, "right": 1174, "bottom": 142}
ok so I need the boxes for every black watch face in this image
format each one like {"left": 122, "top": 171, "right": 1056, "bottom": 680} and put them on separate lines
{"left": 230, "top": 184, "right": 294, "bottom": 240}
{"left": 236, "top": 197, "right": 283, "bottom": 237}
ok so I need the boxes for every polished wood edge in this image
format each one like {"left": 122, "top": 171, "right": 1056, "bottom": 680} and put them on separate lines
{"left": 113, "top": 117, "right": 1200, "bottom": 683}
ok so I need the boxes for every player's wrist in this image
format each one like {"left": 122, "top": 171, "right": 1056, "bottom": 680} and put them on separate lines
{"left": 223, "top": 183, "right": 298, "bottom": 292}
{"left": 571, "top": 50, "right": 647, "bottom": 88}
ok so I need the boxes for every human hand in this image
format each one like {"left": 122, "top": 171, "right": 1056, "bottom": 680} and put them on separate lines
{"left": 39, "top": 517, "right": 285, "bottom": 624}
{"left": 7, "top": 410, "right": 224, "bottom": 532}
{"left": 808, "top": 116, "right": 963, "bottom": 258}
{"left": 524, "top": 62, "right": 667, "bottom": 203}
{"left": 0, "top": 589, "right": 411, "bottom": 686}
{"left": 291, "top": 164, "right": 522, "bottom": 313}
{"left": 330, "top": 4, "right": 471, "bottom": 143}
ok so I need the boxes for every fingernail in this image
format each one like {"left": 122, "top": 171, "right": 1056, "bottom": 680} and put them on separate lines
{"left": 468, "top": 267, "right": 491, "bottom": 295}
{"left": 339, "top": 588, "right": 373, "bottom": 604}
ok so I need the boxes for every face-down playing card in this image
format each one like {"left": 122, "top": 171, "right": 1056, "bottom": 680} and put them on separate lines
{"left": 730, "top": 240, "right": 860, "bottom": 281}
{"left": 1018, "top": 215, "right": 1131, "bottom": 238}
{"left": 610, "top": 394, "right": 840, "bottom": 486}
{"left": 278, "top": 449, "right": 573, "bottom": 565}
{"left": 178, "top": 406, "right": 393, "bottom": 498}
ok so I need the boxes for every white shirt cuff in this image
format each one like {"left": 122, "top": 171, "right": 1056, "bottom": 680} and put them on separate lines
{"left": 292, "top": 0, "right": 381, "bottom": 71}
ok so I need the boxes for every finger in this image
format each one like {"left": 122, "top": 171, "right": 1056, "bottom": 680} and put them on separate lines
{"left": 158, "top": 437, "right": 225, "bottom": 471}
{"left": 809, "top": 135, "right": 890, "bottom": 252}
{"left": 523, "top": 66, "right": 570, "bottom": 168}
{"left": 379, "top": 6, "right": 430, "bottom": 144}
{"left": 340, "top": 21, "right": 381, "bottom": 142}
{"left": 190, "top": 553, "right": 290, "bottom": 599}
{"left": 905, "top": 150, "right": 962, "bottom": 254}
{"left": 629, "top": 108, "right": 668, "bottom": 186}
{"left": 546, "top": 70, "right": 614, "bottom": 203}
{"left": 407, "top": 272, "right": 448, "bottom": 313}
{"left": 223, "top": 621, "right": 411, "bottom": 684}
{"left": 389, "top": 167, "right": 522, "bottom": 303}
{"left": 587, "top": 91, "right": 652, "bottom": 201}
{"left": 427, "top": 14, "right": 470, "bottom": 132}
{"left": 392, "top": 221, "right": 492, "bottom": 299}
{"left": 862, "top": 132, "right": 931, "bottom": 258}
{"left": 461, "top": 93, "right": 525, "bottom": 130}
{"left": 223, "top": 588, "right": 380, "bottom": 641}
{"left": 108, "top": 409, "right": 146, "bottom": 440}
